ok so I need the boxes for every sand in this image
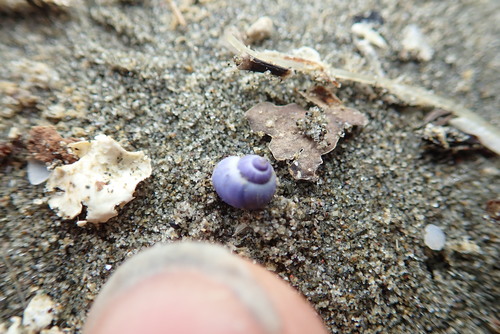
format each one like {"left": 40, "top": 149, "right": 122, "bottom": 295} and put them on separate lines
{"left": 1, "top": 0, "right": 499, "bottom": 332}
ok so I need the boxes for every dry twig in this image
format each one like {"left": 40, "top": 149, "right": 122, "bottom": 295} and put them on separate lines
{"left": 166, "top": 0, "right": 186, "bottom": 28}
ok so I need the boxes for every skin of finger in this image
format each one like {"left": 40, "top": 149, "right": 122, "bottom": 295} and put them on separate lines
{"left": 242, "top": 259, "right": 329, "bottom": 334}
{"left": 85, "top": 258, "right": 328, "bottom": 334}
{"left": 85, "top": 270, "right": 268, "bottom": 334}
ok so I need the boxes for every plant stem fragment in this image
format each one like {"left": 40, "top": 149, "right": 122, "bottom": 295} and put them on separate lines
{"left": 224, "top": 31, "right": 500, "bottom": 155}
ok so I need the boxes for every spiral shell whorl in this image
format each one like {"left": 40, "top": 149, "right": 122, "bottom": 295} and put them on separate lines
{"left": 237, "top": 155, "right": 273, "bottom": 184}
{"left": 212, "top": 155, "right": 276, "bottom": 209}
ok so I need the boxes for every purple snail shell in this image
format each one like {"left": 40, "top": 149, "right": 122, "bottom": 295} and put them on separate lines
{"left": 212, "top": 155, "right": 277, "bottom": 209}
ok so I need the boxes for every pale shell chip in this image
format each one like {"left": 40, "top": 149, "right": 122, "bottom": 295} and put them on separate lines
{"left": 46, "top": 134, "right": 152, "bottom": 224}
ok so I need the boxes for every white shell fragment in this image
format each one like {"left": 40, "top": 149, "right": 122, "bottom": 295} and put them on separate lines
{"left": 46, "top": 134, "right": 152, "bottom": 224}
{"left": 351, "top": 22, "right": 388, "bottom": 49}
{"left": 22, "top": 294, "right": 56, "bottom": 331}
{"left": 27, "top": 160, "right": 51, "bottom": 185}
{"left": 424, "top": 224, "right": 446, "bottom": 251}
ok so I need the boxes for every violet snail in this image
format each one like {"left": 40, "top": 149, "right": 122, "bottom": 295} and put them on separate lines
{"left": 212, "top": 155, "right": 277, "bottom": 209}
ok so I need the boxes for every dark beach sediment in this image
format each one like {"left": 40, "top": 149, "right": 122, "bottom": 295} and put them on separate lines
{"left": 1, "top": 0, "right": 499, "bottom": 332}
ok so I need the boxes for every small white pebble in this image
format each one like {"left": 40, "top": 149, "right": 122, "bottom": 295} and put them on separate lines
{"left": 8, "top": 127, "right": 21, "bottom": 139}
{"left": 76, "top": 220, "right": 88, "bottom": 227}
{"left": 104, "top": 264, "right": 112, "bottom": 271}
{"left": 424, "top": 224, "right": 446, "bottom": 251}
{"left": 401, "top": 24, "right": 434, "bottom": 62}
{"left": 33, "top": 198, "right": 46, "bottom": 206}
{"left": 27, "top": 160, "right": 51, "bottom": 185}
{"left": 245, "top": 16, "right": 274, "bottom": 44}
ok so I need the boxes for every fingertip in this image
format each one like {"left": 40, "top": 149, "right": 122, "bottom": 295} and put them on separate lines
{"left": 84, "top": 242, "right": 327, "bottom": 334}
{"left": 245, "top": 261, "right": 329, "bottom": 334}
{"left": 86, "top": 270, "right": 267, "bottom": 334}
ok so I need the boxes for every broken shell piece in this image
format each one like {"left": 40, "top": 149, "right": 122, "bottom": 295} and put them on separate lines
{"left": 27, "top": 160, "right": 51, "bottom": 185}
{"left": 424, "top": 224, "right": 446, "bottom": 251}
{"left": 46, "top": 135, "right": 152, "bottom": 224}
{"left": 22, "top": 294, "right": 56, "bottom": 331}
{"left": 351, "top": 22, "right": 388, "bottom": 49}
{"left": 246, "top": 101, "right": 367, "bottom": 181}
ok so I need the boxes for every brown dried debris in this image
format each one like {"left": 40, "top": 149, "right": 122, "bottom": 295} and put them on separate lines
{"left": 225, "top": 29, "right": 336, "bottom": 84}
{"left": 235, "top": 56, "right": 292, "bottom": 78}
{"left": 224, "top": 30, "right": 500, "bottom": 155}
{"left": 420, "top": 123, "right": 482, "bottom": 153}
{"left": 301, "top": 85, "right": 343, "bottom": 109}
{"left": 0, "top": 142, "right": 15, "bottom": 159}
{"left": 422, "top": 109, "right": 454, "bottom": 126}
{"left": 27, "top": 126, "right": 79, "bottom": 164}
{"left": 0, "top": 132, "right": 26, "bottom": 161}
{"left": 486, "top": 199, "right": 500, "bottom": 220}
{"left": 246, "top": 97, "right": 367, "bottom": 181}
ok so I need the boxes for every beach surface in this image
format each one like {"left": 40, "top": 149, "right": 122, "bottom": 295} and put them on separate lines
{"left": 1, "top": 0, "right": 499, "bottom": 332}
